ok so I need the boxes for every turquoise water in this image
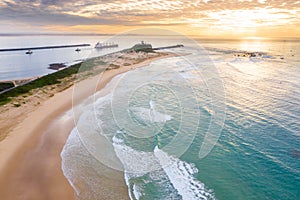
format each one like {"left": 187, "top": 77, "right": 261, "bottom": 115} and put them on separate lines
{"left": 59, "top": 38, "right": 300, "bottom": 200}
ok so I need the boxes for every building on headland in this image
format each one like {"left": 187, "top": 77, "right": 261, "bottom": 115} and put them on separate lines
{"left": 131, "top": 41, "right": 185, "bottom": 52}
{"left": 132, "top": 41, "right": 153, "bottom": 52}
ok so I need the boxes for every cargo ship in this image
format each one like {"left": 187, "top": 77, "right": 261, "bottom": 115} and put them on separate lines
{"left": 94, "top": 42, "right": 118, "bottom": 49}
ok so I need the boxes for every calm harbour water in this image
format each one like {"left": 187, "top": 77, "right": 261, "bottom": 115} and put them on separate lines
{"left": 1, "top": 35, "right": 299, "bottom": 199}
{"left": 0, "top": 35, "right": 193, "bottom": 80}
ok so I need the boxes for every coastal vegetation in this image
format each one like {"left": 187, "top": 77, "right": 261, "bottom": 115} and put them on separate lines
{"left": 0, "top": 47, "right": 162, "bottom": 106}
{"left": 0, "top": 62, "right": 82, "bottom": 105}
{"left": 0, "top": 57, "right": 108, "bottom": 105}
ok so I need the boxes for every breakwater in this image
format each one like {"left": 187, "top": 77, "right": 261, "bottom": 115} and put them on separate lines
{"left": 152, "top": 44, "right": 184, "bottom": 50}
{"left": 0, "top": 44, "right": 91, "bottom": 52}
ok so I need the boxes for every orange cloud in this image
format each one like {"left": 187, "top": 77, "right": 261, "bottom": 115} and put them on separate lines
{"left": 0, "top": 0, "right": 299, "bottom": 38}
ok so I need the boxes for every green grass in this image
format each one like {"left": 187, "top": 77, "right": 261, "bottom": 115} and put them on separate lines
{"left": 0, "top": 62, "right": 83, "bottom": 105}
{"left": 0, "top": 48, "right": 155, "bottom": 106}
{"left": 0, "top": 55, "right": 112, "bottom": 106}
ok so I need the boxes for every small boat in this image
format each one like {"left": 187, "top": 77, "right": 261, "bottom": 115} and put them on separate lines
{"left": 95, "top": 42, "right": 118, "bottom": 49}
{"left": 25, "top": 50, "right": 33, "bottom": 54}
{"left": 75, "top": 48, "right": 81, "bottom": 52}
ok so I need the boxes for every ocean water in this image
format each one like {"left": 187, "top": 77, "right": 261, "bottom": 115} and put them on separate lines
{"left": 2, "top": 35, "right": 298, "bottom": 199}
{"left": 58, "top": 36, "right": 300, "bottom": 200}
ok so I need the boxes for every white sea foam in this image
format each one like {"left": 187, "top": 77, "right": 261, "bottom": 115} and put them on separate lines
{"left": 124, "top": 173, "right": 135, "bottom": 200}
{"left": 149, "top": 100, "right": 155, "bottom": 110}
{"left": 154, "top": 147, "right": 216, "bottom": 200}
{"left": 113, "top": 136, "right": 159, "bottom": 199}
{"left": 112, "top": 135, "right": 215, "bottom": 200}
{"left": 112, "top": 136, "right": 161, "bottom": 174}
{"left": 112, "top": 136, "right": 177, "bottom": 199}
{"left": 133, "top": 184, "right": 143, "bottom": 200}
{"left": 129, "top": 106, "right": 172, "bottom": 123}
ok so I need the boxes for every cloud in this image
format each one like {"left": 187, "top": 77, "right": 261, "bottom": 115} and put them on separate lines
{"left": 0, "top": 0, "right": 136, "bottom": 26}
{"left": 0, "top": 0, "right": 299, "bottom": 35}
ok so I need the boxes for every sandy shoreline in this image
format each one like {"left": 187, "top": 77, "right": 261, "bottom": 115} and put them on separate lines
{"left": 0, "top": 51, "right": 177, "bottom": 199}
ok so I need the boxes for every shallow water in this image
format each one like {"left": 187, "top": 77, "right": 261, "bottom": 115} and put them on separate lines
{"left": 58, "top": 37, "right": 300, "bottom": 200}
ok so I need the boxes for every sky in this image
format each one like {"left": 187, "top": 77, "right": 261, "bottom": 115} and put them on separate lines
{"left": 0, "top": 0, "right": 299, "bottom": 38}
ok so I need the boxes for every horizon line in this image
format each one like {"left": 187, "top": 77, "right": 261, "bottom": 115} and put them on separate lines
{"left": 0, "top": 33, "right": 300, "bottom": 40}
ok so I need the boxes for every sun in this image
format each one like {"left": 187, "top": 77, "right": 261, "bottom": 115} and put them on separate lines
{"left": 192, "top": 8, "right": 295, "bottom": 37}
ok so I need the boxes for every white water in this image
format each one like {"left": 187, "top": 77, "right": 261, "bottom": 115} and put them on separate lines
{"left": 112, "top": 134, "right": 215, "bottom": 200}
{"left": 154, "top": 147, "right": 215, "bottom": 200}
{"left": 129, "top": 106, "right": 172, "bottom": 123}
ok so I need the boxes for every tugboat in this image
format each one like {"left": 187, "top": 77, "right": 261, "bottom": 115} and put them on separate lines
{"left": 25, "top": 50, "right": 33, "bottom": 54}
{"left": 95, "top": 42, "right": 118, "bottom": 49}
